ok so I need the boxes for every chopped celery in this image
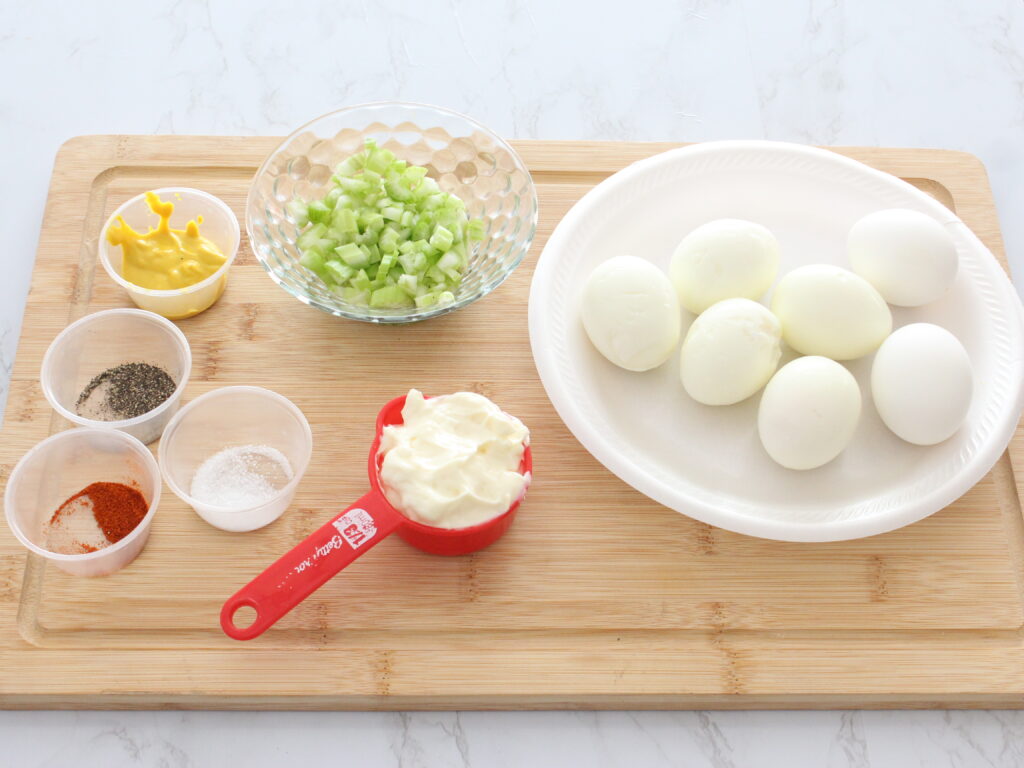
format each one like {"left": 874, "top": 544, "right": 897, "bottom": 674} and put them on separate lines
{"left": 325, "top": 260, "right": 355, "bottom": 284}
{"left": 333, "top": 207, "right": 358, "bottom": 234}
{"left": 286, "top": 200, "right": 309, "bottom": 226}
{"left": 352, "top": 269, "right": 372, "bottom": 291}
{"left": 429, "top": 225, "right": 454, "bottom": 253}
{"left": 437, "top": 251, "right": 461, "bottom": 279}
{"left": 296, "top": 223, "right": 327, "bottom": 251}
{"left": 370, "top": 285, "right": 412, "bottom": 308}
{"left": 291, "top": 138, "right": 481, "bottom": 308}
{"left": 299, "top": 249, "right": 327, "bottom": 279}
{"left": 379, "top": 227, "right": 400, "bottom": 253}
{"left": 397, "top": 273, "right": 418, "bottom": 296}
{"left": 324, "top": 188, "right": 344, "bottom": 208}
{"left": 307, "top": 200, "right": 331, "bottom": 223}
{"left": 335, "top": 243, "right": 368, "bottom": 268}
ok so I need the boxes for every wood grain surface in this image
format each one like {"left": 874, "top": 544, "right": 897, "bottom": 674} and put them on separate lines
{"left": 0, "top": 136, "right": 1021, "bottom": 709}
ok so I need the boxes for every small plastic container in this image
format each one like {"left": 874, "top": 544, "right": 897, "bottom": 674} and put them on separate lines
{"left": 158, "top": 386, "right": 313, "bottom": 532}
{"left": 99, "top": 187, "right": 240, "bottom": 319}
{"left": 4, "top": 428, "right": 161, "bottom": 577}
{"left": 41, "top": 308, "right": 191, "bottom": 445}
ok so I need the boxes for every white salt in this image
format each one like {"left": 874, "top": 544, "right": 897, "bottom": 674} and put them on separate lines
{"left": 190, "top": 444, "right": 294, "bottom": 509}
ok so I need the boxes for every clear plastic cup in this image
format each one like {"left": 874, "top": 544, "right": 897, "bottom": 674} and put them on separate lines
{"left": 41, "top": 309, "right": 191, "bottom": 445}
{"left": 158, "top": 386, "right": 313, "bottom": 533}
{"left": 99, "top": 187, "right": 240, "bottom": 320}
{"left": 4, "top": 428, "right": 161, "bottom": 577}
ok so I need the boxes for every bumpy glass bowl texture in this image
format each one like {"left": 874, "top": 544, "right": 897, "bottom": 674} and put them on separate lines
{"left": 247, "top": 103, "right": 538, "bottom": 323}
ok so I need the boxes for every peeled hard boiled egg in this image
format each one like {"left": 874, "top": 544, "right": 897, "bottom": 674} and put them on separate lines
{"left": 771, "top": 264, "right": 892, "bottom": 360}
{"left": 680, "top": 298, "right": 782, "bottom": 405}
{"left": 848, "top": 209, "right": 958, "bottom": 307}
{"left": 581, "top": 255, "right": 681, "bottom": 372}
{"left": 670, "top": 219, "right": 780, "bottom": 314}
{"left": 758, "top": 356, "right": 862, "bottom": 470}
{"left": 871, "top": 323, "right": 973, "bottom": 445}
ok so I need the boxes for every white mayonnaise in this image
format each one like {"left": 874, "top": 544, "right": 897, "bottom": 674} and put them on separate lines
{"left": 378, "top": 389, "right": 530, "bottom": 529}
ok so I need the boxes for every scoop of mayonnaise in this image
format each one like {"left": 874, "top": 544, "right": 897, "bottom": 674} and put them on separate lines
{"left": 378, "top": 389, "right": 530, "bottom": 529}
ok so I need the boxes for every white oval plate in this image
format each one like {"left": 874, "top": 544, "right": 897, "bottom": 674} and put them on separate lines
{"left": 529, "top": 141, "right": 1024, "bottom": 542}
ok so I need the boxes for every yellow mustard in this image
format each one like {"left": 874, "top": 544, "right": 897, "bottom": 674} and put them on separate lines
{"left": 106, "top": 192, "right": 226, "bottom": 291}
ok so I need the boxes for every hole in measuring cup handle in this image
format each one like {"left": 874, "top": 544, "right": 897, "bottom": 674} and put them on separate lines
{"left": 231, "top": 604, "right": 258, "bottom": 630}
{"left": 221, "top": 596, "right": 264, "bottom": 640}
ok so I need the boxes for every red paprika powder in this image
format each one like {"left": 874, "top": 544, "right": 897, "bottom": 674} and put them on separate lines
{"left": 50, "top": 481, "right": 148, "bottom": 545}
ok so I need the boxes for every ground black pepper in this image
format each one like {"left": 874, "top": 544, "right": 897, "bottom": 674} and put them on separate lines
{"left": 75, "top": 362, "right": 177, "bottom": 421}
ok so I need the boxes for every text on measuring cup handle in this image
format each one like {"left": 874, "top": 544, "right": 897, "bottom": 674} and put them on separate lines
{"left": 287, "top": 508, "right": 379, "bottom": 578}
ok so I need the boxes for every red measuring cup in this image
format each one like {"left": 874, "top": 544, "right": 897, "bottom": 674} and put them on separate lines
{"left": 220, "top": 393, "right": 532, "bottom": 640}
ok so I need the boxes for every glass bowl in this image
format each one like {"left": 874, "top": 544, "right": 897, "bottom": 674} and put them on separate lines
{"left": 246, "top": 102, "right": 538, "bottom": 323}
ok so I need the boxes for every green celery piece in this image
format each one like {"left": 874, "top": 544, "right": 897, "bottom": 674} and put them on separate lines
{"left": 352, "top": 269, "right": 372, "bottom": 291}
{"left": 398, "top": 251, "right": 427, "bottom": 275}
{"left": 448, "top": 220, "right": 464, "bottom": 244}
{"left": 429, "top": 225, "right": 454, "bottom": 253}
{"left": 385, "top": 176, "right": 412, "bottom": 202}
{"left": 286, "top": 200, "right": 309, "bottom": 226}
{"left": 437, "top": 251, "right": 461, "bottom": 280}
{"left": 365, "top": 146, "right": 397, "bottom": 175}
{"left": 324, "top": 226, "right": 344, "bottom": 242}
{"left": 324, "top": 187, "right": 344, "bottom": 208}
{"left": 335, "top": 155, "right": 362, "bottom": 176}
{"left": 296, "top": 223, "right": 327, "bottom": 250}
{"left": 415, "top": 179, "right": 442, "bottom": 200}
{"left": 360, "top": 212, "right": 385, "bottom": 232}
{"left": 404, "top": 165, "right": 428, "bottom": 183}
{"left": 299, "top": 249, "right": 328, "bottom": 279}
{"left": 370, "top": 285, "right": 412, "bottom": 308}
{"left": 381, "top": 205, "right": 403, "bottom": 222}
{"left": 307, "top": 200, "right": 331, "bottom": 223}
{"left": 333, "top": 207, "right": 358, "bottom": 234}
{"left": 341, "top": 286, "right": 369, "bottom": 304}
{"left": 377, "top": 250, "right": 397, "bottom": 280}
{"left": 379, "top": 227, "right": 400, "bottom": 253}
{"left": 325, "top": 260, "right": 355, "bottom": 284}
{"left": 335, "top": 243, "right": 369, "bottom": 268}
{"left": 426, "top": 265, "right": 448, "bottom": 285}
{"left": 437, "top": 291, "right": 455, "bottom": 306}
{"left": 411, "top": 218, "right": 432, "bottom": 240}
{"left": 336, "top": 176, "right": 370, "bottom": 194}
{"left": 414, "top": 293, "right": 434, "bottom": 308}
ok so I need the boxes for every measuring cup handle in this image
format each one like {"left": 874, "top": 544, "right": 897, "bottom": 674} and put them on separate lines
{"left": 220, "top": 491, "right": 403, "bottom": 640}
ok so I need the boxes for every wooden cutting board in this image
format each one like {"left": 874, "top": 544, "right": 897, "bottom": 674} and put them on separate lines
{"left": 0, "top": 136, "right": 1021, "bottom": 709}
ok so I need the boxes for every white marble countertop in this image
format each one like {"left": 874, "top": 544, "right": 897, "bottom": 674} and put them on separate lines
{"left": 3, "top": 0, "right": 1024, "bottom": 765}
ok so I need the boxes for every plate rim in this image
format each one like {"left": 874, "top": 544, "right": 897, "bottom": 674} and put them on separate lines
{"left": 528, "top": 139, "right": 1024, "bottom": 542}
